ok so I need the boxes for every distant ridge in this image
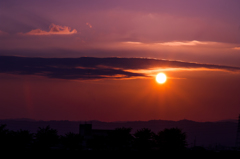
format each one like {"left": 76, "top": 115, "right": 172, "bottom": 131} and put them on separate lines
{"left": 216, "top": 119, "right": 238, "bottom": 123}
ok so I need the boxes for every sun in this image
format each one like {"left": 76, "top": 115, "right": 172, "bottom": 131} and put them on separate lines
{"left": 156, "top": 73, "right": 167, "bottom": 84}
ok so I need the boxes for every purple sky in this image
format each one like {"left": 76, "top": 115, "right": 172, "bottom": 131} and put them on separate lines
{"left": 1, "top": 0, "right": 240, "bottom": 66}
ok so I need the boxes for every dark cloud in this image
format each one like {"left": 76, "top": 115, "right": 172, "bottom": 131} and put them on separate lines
{"left": 0, "top": 56, "right": 144, "bottom": 79}
{"left": 0, "top": 56, "right": 239, "bottom": 80}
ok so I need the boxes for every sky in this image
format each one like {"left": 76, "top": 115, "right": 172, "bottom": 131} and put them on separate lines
{"left": 0, "top": 0, "right": 240, "bottom": 122}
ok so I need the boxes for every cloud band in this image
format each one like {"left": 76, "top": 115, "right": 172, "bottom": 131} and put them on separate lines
{"left": 0, "top": 56, "right": 239, "bottom": 80}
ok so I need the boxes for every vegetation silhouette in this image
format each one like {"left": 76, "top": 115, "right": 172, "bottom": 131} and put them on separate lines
{"left": 108, "top": 127, "right": 133, "bottom": 151}
{"left": 0, "top": 124, "right": 11, "bottom": 150}
{"left": 34, "top": 125, "right": 59, "bottom": 150}
{"left": 1, "top": 123, "right": 239, "bottom": 156}
{"left": 0, "top": 124, "right": 33, "bottom": 153}
{"left": 12, "top": 129, "right": 33, "bottom": 150}
{"left": 60, "top": 132, "right": 83, "bottom": 150}
{"left": 154, "top": 128, "right": 187, "bottom": 152}
{"left": 88, "top": 134, "right": 108, "bottom": 150}
{"left": 133, "top": 128, "right": 155, "bottom": 151}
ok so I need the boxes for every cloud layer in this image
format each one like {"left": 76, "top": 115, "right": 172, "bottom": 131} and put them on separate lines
{"left": 0, "top": 56, "right": 239, "bottom": 80}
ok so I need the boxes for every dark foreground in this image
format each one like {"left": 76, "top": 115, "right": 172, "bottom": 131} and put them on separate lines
{"left": 2, "top": 149, "right": 240, "bottom": 158}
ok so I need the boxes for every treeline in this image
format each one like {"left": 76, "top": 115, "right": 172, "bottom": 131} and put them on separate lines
{"left": 0, "top": 124, "right": 188, "bottom": 153}
{"left": 88, "top": 127, "right": 187, "bottom": 152}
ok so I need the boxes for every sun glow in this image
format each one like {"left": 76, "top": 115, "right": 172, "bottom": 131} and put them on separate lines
{"left": 156, "top": 73, "right": 167, "bottom": 84}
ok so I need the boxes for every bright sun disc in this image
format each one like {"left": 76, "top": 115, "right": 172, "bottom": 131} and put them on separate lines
{"left": 156, "top": 73, "right": 167, "bottom": 84}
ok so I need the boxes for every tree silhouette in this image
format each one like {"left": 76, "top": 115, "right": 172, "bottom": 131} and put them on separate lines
{"left": 0, "top": 125, "right": 33, "bottom": 152}
{"left": 88, "top": 134, "right": 108, "bottom": 151}
{"left": 155, "top": 128, "right": 187, "bottom": 151}
{"left": 133, "top": 128, "right": 155, "bottom": 151}
{"left": 0, "top": 124, "right": 8, "bottom": 134}
{"left": 34, "top": 125, "right": 59, "bottom": 150}
{"left": 0, "top": 124, "right": 11, "bottom": 150}
{"left": 12, "top": 129, "right": 33, "bottom": 150}
{"left": 60, "top": 132, "right": 82, "bottom": 150}
{"left": 108, "top": 127, "right": 133, "bottom": 151}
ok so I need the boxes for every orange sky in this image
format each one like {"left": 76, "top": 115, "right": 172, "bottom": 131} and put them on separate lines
{"left": 0, "top": 69, "right": 239, "bottom": 122}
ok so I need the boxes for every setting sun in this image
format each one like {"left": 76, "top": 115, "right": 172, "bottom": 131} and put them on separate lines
{"left": 156, "top": 73, "right": 167, "bottom": 84}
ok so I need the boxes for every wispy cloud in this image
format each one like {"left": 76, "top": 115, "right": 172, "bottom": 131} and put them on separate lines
{"left": 122, "top": 40, "right": 224, "bottom": 48}
{"left": 159, "top": 40, "right": 207, "bottom": 46}
{"left": 19, "top": 24, "right": 77, "bottom": 35}
{"left": 0, "top": 56, "right": 239, "bottom": 80}
{"left": 233, "top": 47, "right": 240, "bottom": 50}
{"left": 123, "top": 41, "right": 142, "bottom": 45}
